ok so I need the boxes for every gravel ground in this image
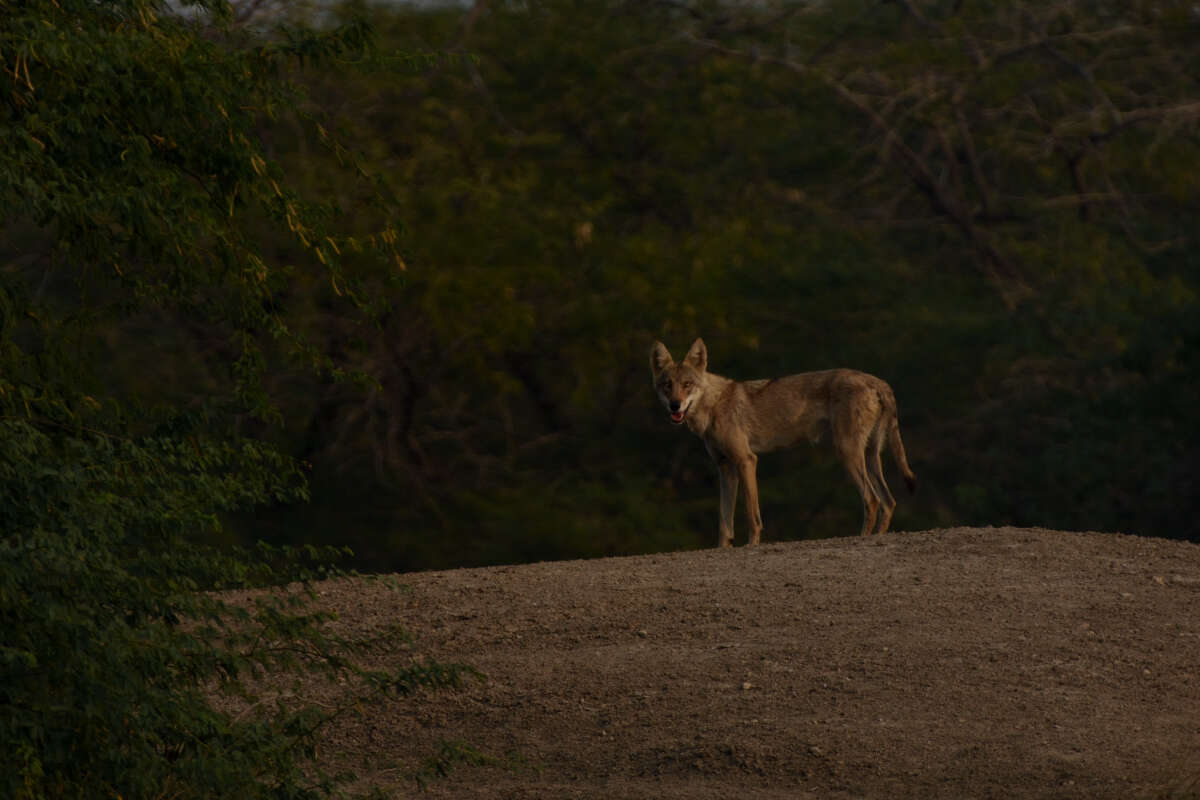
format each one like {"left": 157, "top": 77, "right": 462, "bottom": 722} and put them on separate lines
{"left": 303, "top": 527, "right": 1200, "bottom": 799}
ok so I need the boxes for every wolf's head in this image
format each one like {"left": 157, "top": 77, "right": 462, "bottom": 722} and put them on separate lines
{"left": 649, "top": 338, "right": 707, "bottom": 425}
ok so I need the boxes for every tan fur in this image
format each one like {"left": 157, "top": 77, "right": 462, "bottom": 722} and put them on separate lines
{"left": 650, "top": 338, "right": 917, "bottom": 547}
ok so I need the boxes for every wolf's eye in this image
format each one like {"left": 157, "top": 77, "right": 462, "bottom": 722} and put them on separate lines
{"left": 683, "top": 381, "right": 694, "bottom": 389}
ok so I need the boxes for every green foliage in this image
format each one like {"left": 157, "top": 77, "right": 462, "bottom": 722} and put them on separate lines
{"left": 0, "top": 0, "right": 457, "bottom": 797}
{"left": 2, "top": 0, "right": 401, "bottom": 416}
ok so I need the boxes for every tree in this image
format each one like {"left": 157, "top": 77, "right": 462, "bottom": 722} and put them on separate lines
{"left": 0, "top": 1, "right": 457, "bottom": 797}
{"left": 249, "top": 0, "right": 1200, "bottom": 563}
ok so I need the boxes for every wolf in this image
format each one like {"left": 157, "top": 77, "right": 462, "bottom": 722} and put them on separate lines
{"left": 650, "top": 338, "right": 917, "bottom": 547}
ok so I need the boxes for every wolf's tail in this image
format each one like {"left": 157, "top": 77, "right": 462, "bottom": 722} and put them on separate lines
{"left": 881, "top": 387, "right": 917, "bottom": 494}
{"left": 889, "top": 418, "right": 918, "bottom": 494}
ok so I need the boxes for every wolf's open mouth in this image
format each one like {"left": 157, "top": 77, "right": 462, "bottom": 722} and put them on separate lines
{"left": 670, "top": 411, "right": 685, "bottom": 424}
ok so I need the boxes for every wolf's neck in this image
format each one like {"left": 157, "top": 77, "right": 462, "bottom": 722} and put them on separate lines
{"left": 684, "top": 372, "right": 733, "bottom": 436}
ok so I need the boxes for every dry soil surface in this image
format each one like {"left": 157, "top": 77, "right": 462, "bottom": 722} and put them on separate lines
{"left": 308, "top": 527, "right": 1200, "bottom": 798}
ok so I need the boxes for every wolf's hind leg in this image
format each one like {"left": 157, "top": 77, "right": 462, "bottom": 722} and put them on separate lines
{"left": 867, "top": 421, "right": 896, "bottom": 534}
{"left": 833, "top": 403, "right": 880, "bottom": 537}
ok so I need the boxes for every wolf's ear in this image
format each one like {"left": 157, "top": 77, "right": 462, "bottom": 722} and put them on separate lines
{"left": 650, "top": 341, "right": 673, "bottom": 375}
{"left": 683, "top": 338, "right": 707, "bottom": 373}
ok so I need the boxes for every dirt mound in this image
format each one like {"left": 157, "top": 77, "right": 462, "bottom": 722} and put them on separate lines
{"left": 310, "top": 527, "right": 1200, "bottom": 798}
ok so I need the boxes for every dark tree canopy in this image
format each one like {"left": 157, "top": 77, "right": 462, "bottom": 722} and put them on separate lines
{"left": 241, "top": 0, "right": 1200, "bottom": 569}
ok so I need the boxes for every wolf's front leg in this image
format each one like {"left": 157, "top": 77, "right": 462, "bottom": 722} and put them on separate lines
{"left": 737, "top": 453, "right": 763, "bottom": 546}
{"left": 717, "top": 460, "right": 740, "bottom": 548}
